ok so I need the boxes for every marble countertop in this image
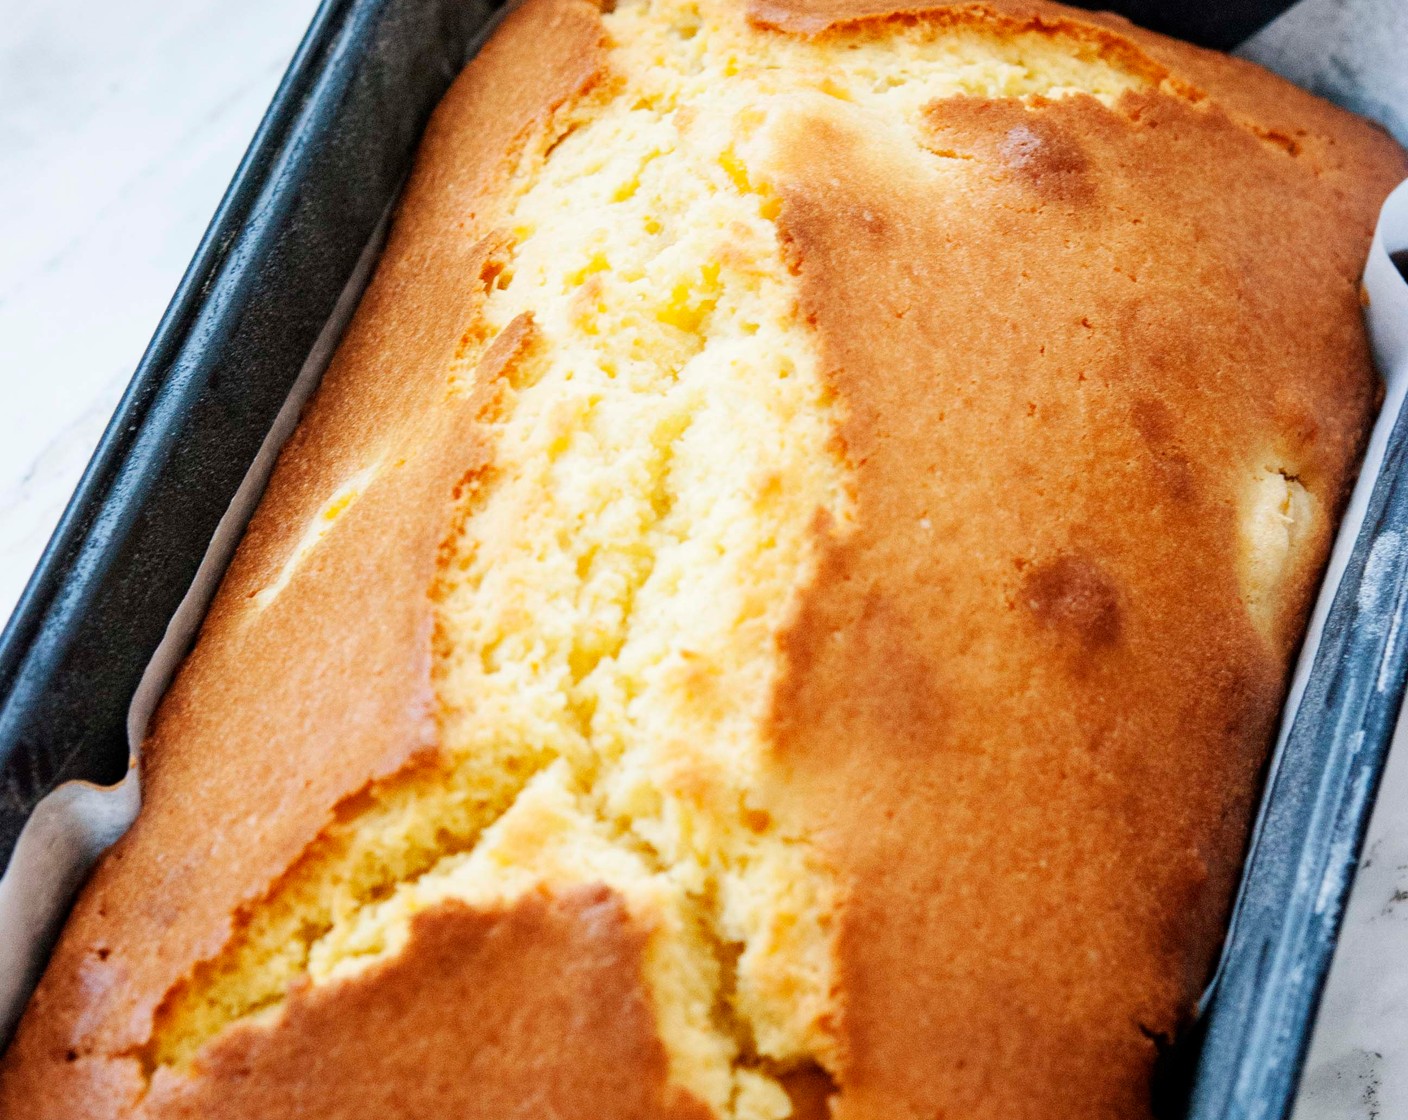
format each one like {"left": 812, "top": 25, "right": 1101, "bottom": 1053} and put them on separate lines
{"left": 1, "top": 1, "right": 1405, "bottom": 1116}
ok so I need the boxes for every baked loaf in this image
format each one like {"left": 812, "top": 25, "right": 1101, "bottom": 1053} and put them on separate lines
{"left": 3, "top": 0, "right": 1405, "bottom": 1116}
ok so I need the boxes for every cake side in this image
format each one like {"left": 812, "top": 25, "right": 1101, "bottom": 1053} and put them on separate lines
{"left": 1, "top": 1, "right": 1404, "bottom": 1118}
{"left": 0, "top": 0, "right": 617, "bottom": 1113}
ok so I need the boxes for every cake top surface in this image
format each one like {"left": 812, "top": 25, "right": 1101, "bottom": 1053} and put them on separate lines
{"left": 1, "top": 1, "right": 1403, "bottom": 1118}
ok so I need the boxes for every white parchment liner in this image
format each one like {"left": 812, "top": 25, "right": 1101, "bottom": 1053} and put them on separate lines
{"left": 1, "top": 0, "right": 1406, "bottom": 1070}
{"left": 0, "top": 202, "right": 393, "bottom": 1043}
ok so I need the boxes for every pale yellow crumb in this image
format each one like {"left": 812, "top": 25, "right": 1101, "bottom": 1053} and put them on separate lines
{"left": 149, "top": 2, "right": 1159, "bottom": 1116}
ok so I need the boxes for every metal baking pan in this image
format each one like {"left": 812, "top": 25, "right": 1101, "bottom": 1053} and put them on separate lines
{"left": 1, "top": 1, "right": 1403, "bottom": 1117}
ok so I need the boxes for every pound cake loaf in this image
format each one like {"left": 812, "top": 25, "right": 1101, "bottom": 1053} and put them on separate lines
{"left": 4, "top": 0, "right": 1405, "bottom": 1116}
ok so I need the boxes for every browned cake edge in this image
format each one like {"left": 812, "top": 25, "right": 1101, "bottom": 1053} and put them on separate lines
{"left": 1, "top": 1, "right": 1404, "bottom": 1118}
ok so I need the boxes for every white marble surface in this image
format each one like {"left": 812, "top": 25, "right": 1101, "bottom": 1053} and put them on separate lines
{"left": 0, "top": 1, "right": 1405, "bottom": 1116}
{"left": 0, "top": 0, "right": 321, "bottom": 617}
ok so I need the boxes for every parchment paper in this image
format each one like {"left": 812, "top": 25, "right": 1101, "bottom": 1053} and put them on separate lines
{"left": 0, "top": 201, "right": 393, "bottom": 1044}
{"left": 1, "top": 0, "right": 1406, "bottom": 1085}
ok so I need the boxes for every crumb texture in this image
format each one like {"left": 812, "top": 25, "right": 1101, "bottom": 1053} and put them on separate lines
{"left": 143, "top": 1, "right": 1168, "bottom": 1113}
{"left": 3, "top": 0, "right": 1403, "bottom": 1118}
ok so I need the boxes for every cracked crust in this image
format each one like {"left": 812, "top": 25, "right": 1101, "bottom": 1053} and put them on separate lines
{"left": 0, "top": 0, "right": 614, "bottom": 1112}
{"left": 137, "top": 887, "right": 712, "bottom": 1120}
{"left": 3, "top": 0, "right": 1406, "bottom": 1117}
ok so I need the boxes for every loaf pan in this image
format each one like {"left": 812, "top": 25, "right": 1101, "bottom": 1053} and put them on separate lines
{"left": 0, "top": 1, "right": 1401, "bottom": 1118}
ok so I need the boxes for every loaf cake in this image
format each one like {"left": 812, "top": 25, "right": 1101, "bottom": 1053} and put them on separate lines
{"left": 3, "top": 0, "right": 1405, "bottom": 1116}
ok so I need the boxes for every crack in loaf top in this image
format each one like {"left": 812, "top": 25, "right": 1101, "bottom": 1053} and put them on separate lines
{"left": 1, "top": 0, "right": 1405, "bottom": 1117}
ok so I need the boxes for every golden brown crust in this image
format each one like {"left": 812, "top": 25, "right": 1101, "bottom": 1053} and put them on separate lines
{"left": 1, "top": 0, "right": 610, "bottom": 1114}
{"left": 3, "top": 0, "right": 1406, "bottom": 1116}
{"left": 760, "top": 71, "right": 1403, "bottom": 1120}
{"left": 749, "top": 0, "right": 1056, "bottom": 34}
{"left": 134, "top": 887, "right": 710, "bottom": 1120}
{"left": 745, "top": 0, "right": 1407, "bottom": 185}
